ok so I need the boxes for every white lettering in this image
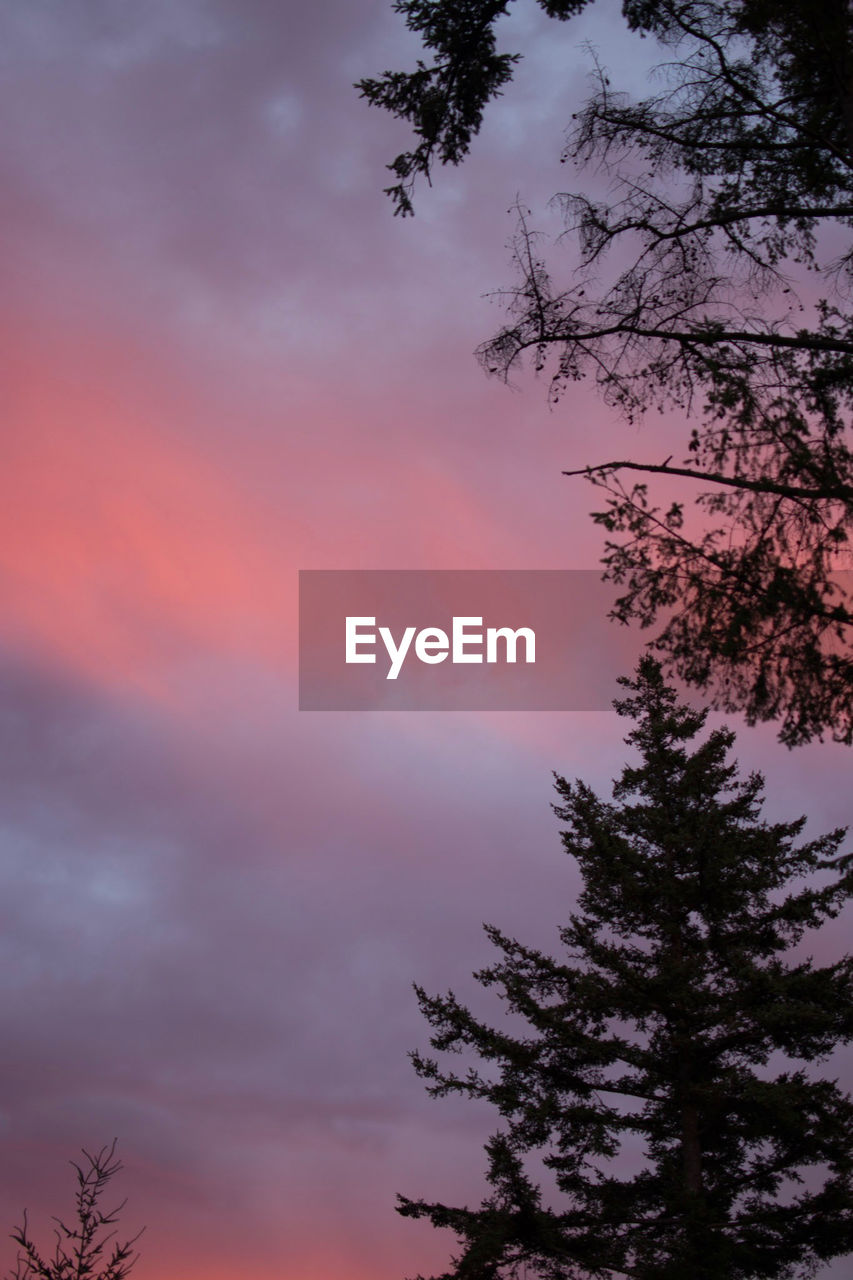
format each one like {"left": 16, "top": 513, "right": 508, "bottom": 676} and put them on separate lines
{"left": 452, "top": 616, "right": 483, "bottom": 664}
{"left": 345, "top": 617, "right": 376, "bottom": 663}
{"left": 415, "top": 627, "right": 449, "bottom": 664}
{"left": 486, "top": 626, "right": 536, "bottom": 664}
{"left": 379, "top": 625, "right": 416, "bottom": 680}
{"left": 345, "top": 617, "right": 536, "bottom": 679}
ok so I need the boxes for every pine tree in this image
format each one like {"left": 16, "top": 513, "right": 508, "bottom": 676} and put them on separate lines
{"left": 399, "top": 659, "right": 853, "bottom": 1279}
{"left": 359, "top": 1, "right": 853, "bottom": 745}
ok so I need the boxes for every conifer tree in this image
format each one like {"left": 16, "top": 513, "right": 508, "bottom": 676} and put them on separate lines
{"left": 399, "top": 659, "right": 853, "bottom": 1279}
{"left": 359, "top": 1, "right": 853, "bottom": 745}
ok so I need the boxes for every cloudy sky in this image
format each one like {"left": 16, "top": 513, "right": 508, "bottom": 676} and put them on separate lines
{"left": 1, "top": 2, "right": 851, "bottom": 1277}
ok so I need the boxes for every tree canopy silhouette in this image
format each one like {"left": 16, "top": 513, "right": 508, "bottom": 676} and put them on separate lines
{"left": 359, "top": 1, "right": 853, "bottom": 745}
{"left": 399, "top": 659, "right": 853, "bottom": 1279}
{"left": 7, "top": 1141, "right": 142, "bottom": 1280}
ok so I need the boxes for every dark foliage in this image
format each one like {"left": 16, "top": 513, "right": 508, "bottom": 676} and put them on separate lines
{"left": 360, "top": 1, "right": 853, "bottom": 745}
{"left": 400, "top": 659, "right": 853, "bottom": 1278}
{"left": 7, "top": 1141, "right": 142, "bottom": 1280}
{"left": 358, "top": 0, "right": 639, "bottom": 217}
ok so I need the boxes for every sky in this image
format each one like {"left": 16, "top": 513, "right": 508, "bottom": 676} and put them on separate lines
{"left": 1, "top": 1, "right": 852, "bottom": 1277}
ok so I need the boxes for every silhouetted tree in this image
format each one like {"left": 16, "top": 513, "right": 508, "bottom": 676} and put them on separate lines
{"left": 7, "top": 1141, "right": 142, "bottom": 1280}
{"left": 399, "top": 659, "right": 853, "bottom": 1279}
{"left": 359, "top": 0, "right": 630, "bottom": 219}
{"left": 359, "top": 1, "right": 853, "bottom": 746}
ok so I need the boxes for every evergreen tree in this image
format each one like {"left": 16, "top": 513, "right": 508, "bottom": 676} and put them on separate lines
{"left": 399, "top": 659, "right": 853, "bottom": 1279}
{"left": 359, "top": 2, "right": 853, "bottom": 745}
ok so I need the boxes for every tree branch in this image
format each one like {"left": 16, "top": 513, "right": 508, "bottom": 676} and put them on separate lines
{"left": 562, "top": 458, "right": 853, "bottom": 502}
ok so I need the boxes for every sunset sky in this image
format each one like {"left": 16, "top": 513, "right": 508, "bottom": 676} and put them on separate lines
{"left": 2, "top": 2, "right": 852, "bottom": 1277}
